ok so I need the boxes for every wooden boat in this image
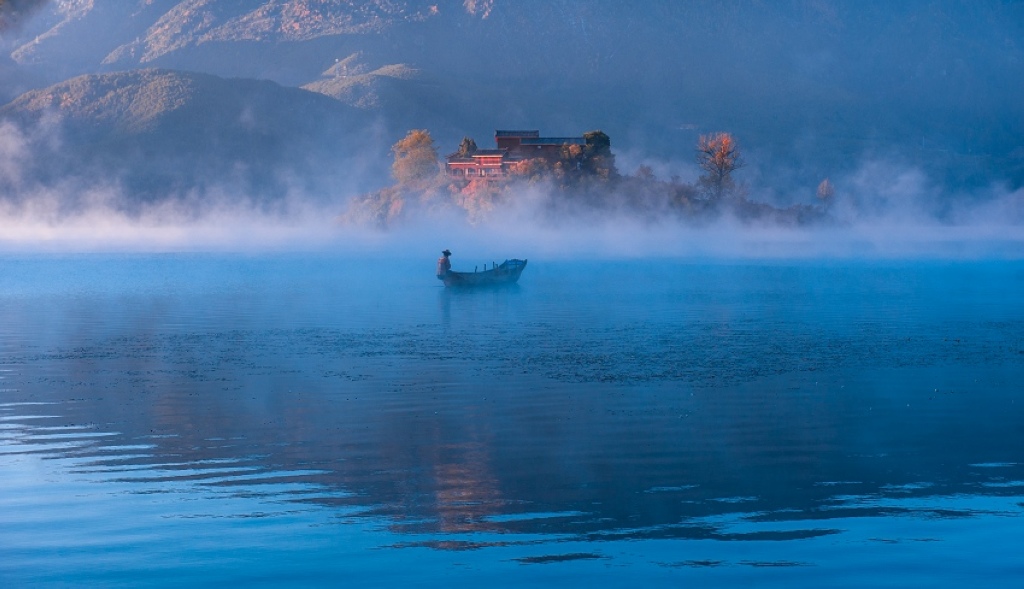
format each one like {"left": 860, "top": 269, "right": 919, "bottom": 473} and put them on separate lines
{"left": 441, "top": 259, "right": 527, "bottom": 287}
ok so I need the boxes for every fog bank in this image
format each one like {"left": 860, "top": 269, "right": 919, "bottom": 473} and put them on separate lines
{"left": 2, "top": 179, "right": 1020, "bottom": 260}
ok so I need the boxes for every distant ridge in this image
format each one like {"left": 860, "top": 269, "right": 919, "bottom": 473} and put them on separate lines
{"left": 4, "top": 1, "right": 1022, "bottom": 190}
{"left": 302, "top": 52, "right": 418, "bottom": 109}
{"left": 2, "top": 68, "right": 360, "bottom": 133}
{"left": 0, "top": 69, "right": 381, "bottom": 208}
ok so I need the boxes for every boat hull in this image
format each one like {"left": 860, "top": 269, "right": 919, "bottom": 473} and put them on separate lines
{"left": 441, "top": 259, "right": 527, "bottom": 287}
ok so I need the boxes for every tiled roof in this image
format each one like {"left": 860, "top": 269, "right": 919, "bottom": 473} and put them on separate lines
{"left": 520, "top": 137, "right": 585, "bottom": 145}
{"left": 472, "top": 149, "right": 507, "bottom": 157}
{"left": 495, "top": 130, "right": 540, "bottom": 138}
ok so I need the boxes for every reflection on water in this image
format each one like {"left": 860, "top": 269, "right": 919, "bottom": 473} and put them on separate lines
{"left": 1, "top": 255, "right": 1023, "bottom": 585}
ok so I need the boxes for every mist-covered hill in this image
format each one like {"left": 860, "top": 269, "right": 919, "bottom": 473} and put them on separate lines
{"left": 0, "top": 68, "right": 381, "bottom": 213}
{"left": 2, "top": 0, "right": 1023, "bottom": 212}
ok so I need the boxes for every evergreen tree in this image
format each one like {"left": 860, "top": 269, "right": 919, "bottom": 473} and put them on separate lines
{"left": 455, "top": 137, "right": 478, "bottom": 157}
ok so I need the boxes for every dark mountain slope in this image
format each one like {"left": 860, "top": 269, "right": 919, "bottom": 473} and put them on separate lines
{"left": 4, "top": 1, "right": 1023, "bottom": 193}
{"left": 0, "top": 68, "right": 382, "bottom": 211}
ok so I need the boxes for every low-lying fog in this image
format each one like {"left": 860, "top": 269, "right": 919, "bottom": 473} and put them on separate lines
{"left": 1, "top": 173, "right": 1020, "bottom": 259}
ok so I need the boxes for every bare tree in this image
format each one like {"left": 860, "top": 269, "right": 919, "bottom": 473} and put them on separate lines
{"left": 696, "top": 132, "right": 743, "bottom": 201}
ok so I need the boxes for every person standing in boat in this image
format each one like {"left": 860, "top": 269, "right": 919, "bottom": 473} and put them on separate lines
{"left": 436, "top": 249, "right": 452, "bottom": 280}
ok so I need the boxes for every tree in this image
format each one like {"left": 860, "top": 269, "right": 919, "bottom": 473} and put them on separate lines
{"left": 455, "top": 136, "right": 478, "bottom": 157}
{"left": 555, "top": 130, "right": 617, "bottom": 183}
{"left": 559, "top": 143, "right": 585, "bottom": 169}
{"left": 583, "top": 130, "right": 611, "bottom": 156}
{"left": 696, "top": 132, "right": 743, "bottom": 201}
{"left": 816, "top": 178, "right": 835, "bottom": 208}
{"left": 634, "top": 164, "right": 656, "bottom": 181}
{"left": 453, "top": 178, "right": 505, "bottom": 224}
{"left": 391, "top": 129, "right": 439, "bottom": 187}
{"left": 508, "top": 157, "right": 552, "bottom": 183}
{"left": 341, "top": 186, "right": 405, "bottom": 229}
{"left": 583, "top": 130, "right": 616, "bottom": 179}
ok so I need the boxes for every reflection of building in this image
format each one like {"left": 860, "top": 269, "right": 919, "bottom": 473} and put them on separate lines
{"left": 430, "top": 440, "right": 504, "bottom": 534}
{"left": 445, "top": 129, "right": 586, "bottom": 180}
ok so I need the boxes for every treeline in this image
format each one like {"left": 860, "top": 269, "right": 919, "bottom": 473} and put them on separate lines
{"left": 342, "top": 129, "right": 836, "bottom": 228}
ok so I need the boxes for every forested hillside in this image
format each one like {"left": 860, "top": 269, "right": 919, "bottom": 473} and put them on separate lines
{"left": 1, "top": 1, "right": 1022, "bottom": 215}
{"left": 0, "top": 68, "right": 379, "bottom": 211}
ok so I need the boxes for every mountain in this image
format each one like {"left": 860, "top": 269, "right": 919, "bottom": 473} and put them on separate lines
{"left": 99, "top": 0, "right": 436, "bottom": 66}
{"left": 0, "top": 68, "right": 382, "bottom": 211}
{"left": 302, "top": 54, "right": 418, "bottom": 109}
{"left": 8, "top": 0, "right": 438, "bottom": 84}
{"left": 2, "top": 0, "right": 1023, "bottom": 202}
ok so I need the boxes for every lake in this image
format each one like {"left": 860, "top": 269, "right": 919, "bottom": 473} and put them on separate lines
{"left": 2, "top": 254, "right": 1023, "bottom": 587}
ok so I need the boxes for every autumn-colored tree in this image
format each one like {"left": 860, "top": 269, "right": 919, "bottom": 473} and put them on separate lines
{"left": 582, "top": 130, "right": 616, "bottom": 180}
{"left": 816, "top": 178, "right": 835, "bottom": 208}
{"left": 634, "top": 164, "right": 656, "bottom": 181}
{"left": 559, "top": 143, "right": 585, "bottom": 170}
{"left": 340, "top": 186, "right": 405, "bottom": 229}
{"left": 553, "top": 130, "right": 617, "bottom": 185}
{"left": 508, "top": 157, "right": 552, "bottom": 183}
{"left": 453, "top": 178, "right": 505, "bottom": 224}
{"left": 696, "top": 132, "right": 743, "bottom": 201}
{"left": 391, "top": 129, "right": 439, "bottom": 187}
{"left": 583, "top": 130, "right": 611, "bottom": 154}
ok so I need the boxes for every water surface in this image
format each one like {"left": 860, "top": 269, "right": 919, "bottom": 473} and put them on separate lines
{"left": 2, "top": 255, "right": 1023, "bottom": 586}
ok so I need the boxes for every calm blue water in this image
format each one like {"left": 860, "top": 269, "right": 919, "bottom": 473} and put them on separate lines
{"left": 2, "top": 254, "right": 1023, "bottom": 587}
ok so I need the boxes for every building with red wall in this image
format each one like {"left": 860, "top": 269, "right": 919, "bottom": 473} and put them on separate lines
{"left": 446, "top": 130, "right": 586, "bottom": 179}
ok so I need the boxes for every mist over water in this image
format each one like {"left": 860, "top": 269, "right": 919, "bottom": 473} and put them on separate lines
{"left": 3, "top": 122, "right": 1020, "bottom": 258}
{"left": 1, "top": 184, "right": 1021, "bottom": 259}
{"left": 2, "top": 254, "right": 1023, "bottom": 586}
{"left": 2, "top": 3, "right": 1023, "bottom": 586}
